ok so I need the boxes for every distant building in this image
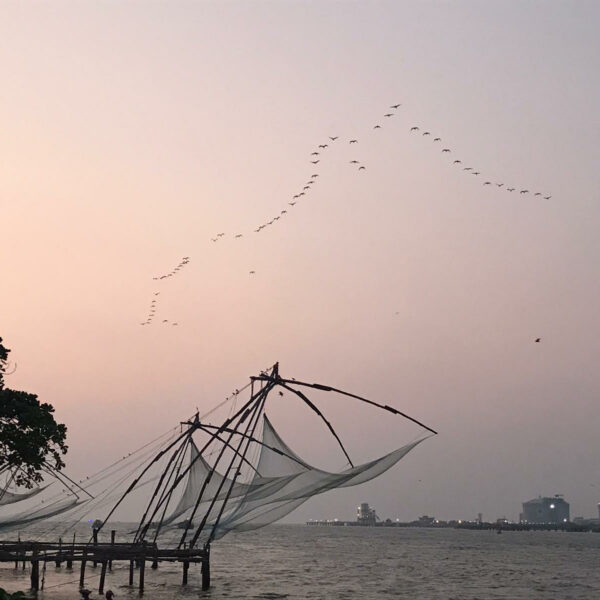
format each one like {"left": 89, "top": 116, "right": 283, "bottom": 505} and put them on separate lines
{"left": 520, "top": 495, "right": 569, "bottom": 524}
{"left": 356, "top": 503, "right": 377, "bottom": 525}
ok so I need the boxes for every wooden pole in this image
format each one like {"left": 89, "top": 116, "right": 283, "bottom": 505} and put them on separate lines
{"left": 14, "top": 536, "right": 20, "bottom": 569}
{"left": 93, "top": 528, "right": 99, "bottom": 567}
{"left": 201, "top": 553, "right": 210, "bottom": 591}
{"left": 109, "top": 530, "right": 116, "bottom": 570}
{"left": 99, "top": 561, "right": 108, "bottom": 594}
{"left": 79, "top": 549, "right": 87, "bottom": 588}
{"left": 30, "top": 548, "right": 40, "bottom": 591}
{"left": 67, "top": 533, "right": 75, "bottom": 569}
{"left": 182, "top": 560, "right": 189, "bottom": 585}
{"left": 55, "top": 536, "right": 63, "bottom": 567}
{"left": 139, "top": 555, "right": 146, "bottom": 595}
{"left": 128, "top": 560, "right": 134, "bottom": 586}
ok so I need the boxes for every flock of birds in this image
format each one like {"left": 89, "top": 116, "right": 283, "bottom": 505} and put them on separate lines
{"left": 140, "top": 101, "right": 553, "bottom": 327}
{"left": 140, "top": 256, "right": 189, "bottom": 325}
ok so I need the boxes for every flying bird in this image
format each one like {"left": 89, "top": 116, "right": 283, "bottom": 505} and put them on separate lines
{"left": 390, "top": 104, "right": 401, "bottom": 109}
{"left": 311, "top": 160, "right": 320, "bottom": 164}
{"left": 410, "top": 127, "right": 419, "bottom": 132}
{"left": 544, "top": 196, "right": 552, "bottom": 199}
{"left": 520, "top": 190, "right": 529, "bottom": 194}
{"left": 349, "top": 139, "right": 358, "bottom": 144}
{"left": 484, "top": 181, "right": 491, "bottom": 185}
{"left": 442, "top": 148, "right": 450, "bottom": 153}
{"left": 311, "top": 174, "right": 319, "bottom": 178}
{"left": 496, "top": 183, "right": 504, "bottom": 187}
{"left": 318, "top": 144, "right": 329, "bottom": 149}
{"left": 472, "top": 171, "right": 480, "bottom": 175}
{"left": 422, "top": 132, "right": 430, "bottom": 136}
{"left": 249, "top": 270, "right": 255, "bottom": 275}
{"left": 235, "top": 234, "right": 243, "bottom": 238}
{"left": 433, "top": 137, "right": 441, "bottom": 142}
{"left": 329, "top": 136, "right": 338, "bottom": 141}
{"left": 535, "top": 338, "right": 541, "bottom": 343}
{"left": 453, "top": 160, "right": 461, "bottom": 164}
{"left": 350, "top": 160, "right": 359, "bottom": 164}
{"left": 507, "top": 188, "right": 515, "bottom": 192}
{"left": 311, "top": 152, "right": 319, "bottom": 156}
{"left": 289, "top": 202, "right": 297, "bottom": 206}
{"left": 534, "top": 192, "right": 542, "bottom": 196}
{"left": 374, "top": 125, "right": 381, "bottom": 129}
{"left": 463, "top": 167, "right": 472, "bottom": 171}
{"left": 358, "top": 166, "right": 366, "bottom": 170}
{"left": 384, "top": 113, "right": 394, "bottom": 117}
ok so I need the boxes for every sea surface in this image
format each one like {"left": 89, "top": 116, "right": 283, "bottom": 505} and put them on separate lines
{"left": 1, "top": 524, "right": 600, "bottom": 599}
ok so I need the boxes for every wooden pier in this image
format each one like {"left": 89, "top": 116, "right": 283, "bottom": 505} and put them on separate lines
{"left": 0, "top": 532, "right": 210, "bottom": 593}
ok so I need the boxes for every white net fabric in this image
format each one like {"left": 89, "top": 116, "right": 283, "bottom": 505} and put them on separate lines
{"left": 163, "top": 415, "right": 428, "bottom": 541}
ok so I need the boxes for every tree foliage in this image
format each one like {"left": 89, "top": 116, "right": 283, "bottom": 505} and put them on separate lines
{"left": 0, "top": 337, "right": 68, "bottom": 488}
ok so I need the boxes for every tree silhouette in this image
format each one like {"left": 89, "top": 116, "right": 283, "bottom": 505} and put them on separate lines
{"left": 0, "top": 337, "right": 67, "bottom": 488}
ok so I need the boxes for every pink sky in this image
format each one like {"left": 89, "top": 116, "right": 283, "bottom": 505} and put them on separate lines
{"left": 2, "top": 1, "right": 600, "bottom": 522}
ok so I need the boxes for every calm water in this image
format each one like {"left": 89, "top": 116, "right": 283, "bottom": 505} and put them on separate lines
{"left": 1, "top": 525, "right": 599, "bottom": 599}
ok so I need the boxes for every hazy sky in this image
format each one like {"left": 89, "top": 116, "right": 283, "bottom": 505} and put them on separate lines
{"left": 2, "top": 1, "right": 600, "bottom": 524}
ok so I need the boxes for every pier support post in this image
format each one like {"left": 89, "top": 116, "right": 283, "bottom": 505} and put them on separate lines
{"left": 139, "top": 556, "right": 146, "bottom": 595}
{"left": 201, "top": 554, "right": 210, "bottom": 591}
{"left": 99, "top": 560, "right": 108, "bottom": 594}
{"left": 67, "top": 533, "right": 75, "bottom": 569}
{"left": 128, "top": 560, "right": 134, "bottom": 586}
{"left": 30, "top": 549, "right": 39, "bottom": 591}
{"left": 79, "top": 549, "right": 87, "bottom": 588}
{"left": 182, "top": 560, "right": 189, "bottom": 585}
{"left": 56, "top": 536, "right": 63, "bottom": 567}
{"left": 14, "top": 537, "right": 20, "bottom": 569}
{"left": 109, "top": 530, "right": 116, "bottom": 571}
{"left": 93, "top": 528, "right": 99, "bottom": 567}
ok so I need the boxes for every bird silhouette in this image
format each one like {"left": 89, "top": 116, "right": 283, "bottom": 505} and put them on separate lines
{"left": 484, "top": 181, "right": 491, "bottom": 185}
{"left": 535, "top": 338, "right": 541, "bottom": 343}
{"left": 350, "top": 160, "right": 359, "bottom": 164}
{"left": 329, "top": 136, "right": 339, "bottom": 141}
{"left": 318, "top": 144, "right": 329, "bottom": 149}
{"left": 520, "top": 190, "right": 529, "bottom": 194}
{"left": 464, "top": 167, "right": 472, "bottom": 171}
{"left": 534, "top": 192, "right": 542, "bottom": 196}
{"left": 507, "top": 188, "right": 515, "bottom": 192}
{"left": 384, "top": 113, "right": 394, "bottom": 117}
{"left": 496, "top": 183, "right": 504, "bottom": 187}
{"left": 311, "top": 152, "right": 319, "bottom": 156}
{"left": 374, "top": 125, "right": 381, "bottom": 129}
{"left": 235, "top": 234, "right": 243, "bottom": 238}
{"left": 311, "top": 160, "right": 319, "bottom": 164}
{"left": 544, "top": 196, "right": 552, "bottom": 200}
{"left": 390, "top": 104, "right": 401, "bottom": 109}
{"left": 349, "top": 139, "right": 358, "bottom": 144}
{"left": 433, "top": 137, "right": 441, "bottom": 142}
{"left": 442, "top": 148, "right": 450, "bottom": 153}
{"left": 472, "top": 171, "right": 480, "bottom": 175}
{"left": 249, "top": 271, "right": 255, "bottom": 275}
{"left": 423, "top": 132, "right": 430, "bottom": 136}
{"left": 453, "top": 160, "right": 462, "bottom": 164}
{"left": 311, "top": 174, "right": 319, "bottom": 178}
{"left": 410, "top": 127, "right": 419, "bottom": 132}
{"left": 358, "top": 166, "right": 366, "bottom": 170}
{"left": 289, "top": 202, "right": 297, "bottom": 206}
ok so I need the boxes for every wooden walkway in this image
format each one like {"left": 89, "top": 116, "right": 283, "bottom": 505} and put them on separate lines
{"left": 0, "top": 534, "right": 210, "bottom": 593}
